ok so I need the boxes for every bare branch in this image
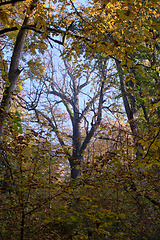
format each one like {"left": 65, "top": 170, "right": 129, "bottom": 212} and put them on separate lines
{"left": 48, "top": 88, "right": 73, "bottom": 106}
{"left": 79, "top": 65, "right": 95, "bottom": 90}
{"left": 15, "top": 95, "right": 71, "bottom": 157}
{"left": 98, "top": 136, "right": 121, "bottom": 143}
{"left": 79, "top": 85, "right": 110, "bottom": 121}
{"left": 79, "top": 81, "right": 104, "bottom": 155}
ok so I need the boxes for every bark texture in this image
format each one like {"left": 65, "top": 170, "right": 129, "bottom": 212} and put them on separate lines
{"left": 0, "top": 0, "right": 39, "bottom": 137}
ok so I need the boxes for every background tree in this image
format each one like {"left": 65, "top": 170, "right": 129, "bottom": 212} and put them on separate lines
{"left": 16, "top": 50, "right": 118, "bottom": 178}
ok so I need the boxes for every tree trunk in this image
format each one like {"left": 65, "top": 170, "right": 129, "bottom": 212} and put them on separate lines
{"left": 71, "top": 166, "right": 81, "bottom": 179}
{"left": 71, "top": 77, "right": 82, "bottom": 179}
{"left": 69, "top": 156, "right": 81, "bottom": 179}
{"left": 115, "top": 59, "right": 143, "bottom": 159}
{"left": 0, "top": 0, "right": 38, "bottom": 137}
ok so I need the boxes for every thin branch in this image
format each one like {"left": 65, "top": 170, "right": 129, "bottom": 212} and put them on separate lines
{"left": 144, "top": 194, "right": 160, "bottom": 208}
{"left": 24, "top": 192, "right": 63, "bottom": 216}
{"left": 79, "top": 92, "right": 100, "bottom": 121}
{"left": 35, "top": 109, "right": 71, "bottom": 157}
{"left": 142, "top": 129, "right": 160, "bottom": 159}
{"left": 79, "top": 81, "right": 104, "bottom": 155}
{"left": 0, "top": 0, "right": 26, "bottom": 6}
{"left": 69, "top": 0, "right": 84, "bottom": 22}
{"left": 98, "top": 136, "right": 121, "bottom": 143}
{"left": 48, "top": 88, "right": 73, "bottom": 106}
{"left": 15, "top": 95, "right": 71, "bottom": 157}
{"left": 62, "top": 100, "right": 74, "bottom": 123}
{"left": 79, "top": 65, "right": 96, "bottom": 90}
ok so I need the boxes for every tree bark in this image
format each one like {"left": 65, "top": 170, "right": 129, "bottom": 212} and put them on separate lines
{"left": 115, "top": 60, "right": 136, "bottom": 133}
{"left": 69, "top": 156, "right": 81, "bottom": 179}
{"left": 0, "top": 0, "right": 38, "bottom": 137}
{"left": 115, "top": 59, "right": 143, "bottom": 159}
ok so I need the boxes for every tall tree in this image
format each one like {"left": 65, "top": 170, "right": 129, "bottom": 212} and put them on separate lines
{"left": 16, "top": 51, "right": 114, "bottom": 178}
{"left": 0, "top": 0, "right": 40, "bottom": 136}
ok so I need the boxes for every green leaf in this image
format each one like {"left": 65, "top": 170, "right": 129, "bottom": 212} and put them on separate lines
{"left": 15, "top": 111, "right": 20, "bottom": 117}
{"left": 17, "top": 122, "right": 21, "bottom": 128}
{"left": 18, "top": 127, "right": 23, "bottom": 134}
{"left": 19, "top": 177, "right": 27, "bottom": 182}
{"left": 12, "top": 124, "right": 18, "bottom": 131}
